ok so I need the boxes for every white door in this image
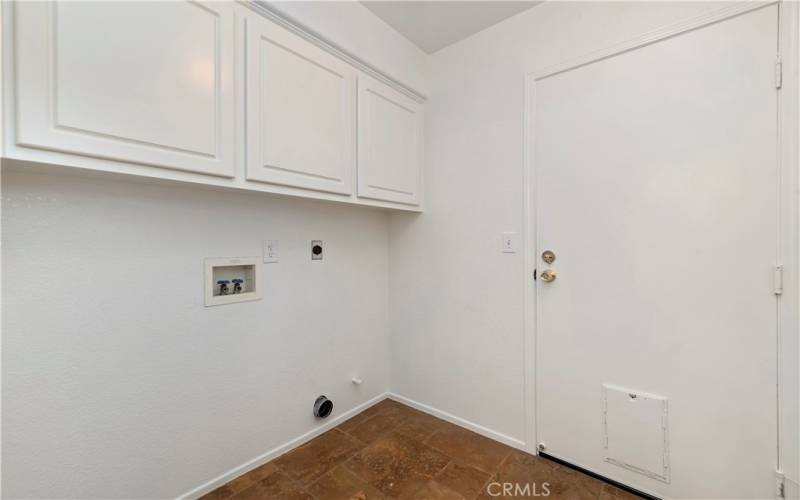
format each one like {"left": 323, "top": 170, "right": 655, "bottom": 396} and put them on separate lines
{"left": 14, "top": 1, "right": 235, "bottom": 177}
{"left": 357, "top": 74, "right": 423, "bottom": 206}
{"left": 244, "top": 14, "right": 355, "bottom": 195}
{"left": 534, "top": 6, "right": 779, "bottom": 498}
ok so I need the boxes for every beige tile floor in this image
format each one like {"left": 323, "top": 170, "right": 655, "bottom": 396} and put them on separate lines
{"left": 202, "top": 399, "right": 641, "bottom": 499}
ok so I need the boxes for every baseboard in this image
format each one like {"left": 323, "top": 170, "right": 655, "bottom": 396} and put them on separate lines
{"left": 786, "top": 477, "right": 800, "bottom": 500}
{"left": 176, "top": 392, "right": 390, "bottom": 500}
{"left": 387, "top": 392, "right": 526, "bottom": 451}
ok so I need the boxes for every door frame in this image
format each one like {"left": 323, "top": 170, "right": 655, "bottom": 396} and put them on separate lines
{"left": 522, "top": 1, "right": 800, "bottom": 491}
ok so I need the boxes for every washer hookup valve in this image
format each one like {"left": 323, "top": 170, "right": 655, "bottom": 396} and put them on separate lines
{"left": 231, "top": 279, "right": 244, "bottom": 294}
{"left": 216, "top": 280, "right": 230, "bottom": 295}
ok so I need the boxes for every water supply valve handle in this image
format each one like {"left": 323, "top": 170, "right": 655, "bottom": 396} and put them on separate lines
{"left": 216, "top": 280, "right": 231, "bottom": 295}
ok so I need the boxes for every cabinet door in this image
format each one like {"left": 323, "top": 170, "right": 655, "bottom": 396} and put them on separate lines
{"left": 245, "top": 15, "right": 355, "bottom": 195}
{"left": 14, "top": 1, "right": 235, "bottom": 177}
{"left": 357, "top": 75, "right": 423, "bottom": 206}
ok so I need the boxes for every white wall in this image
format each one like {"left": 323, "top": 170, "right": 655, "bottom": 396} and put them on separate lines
{"left": 1, "top": 168, "right": 391, "bottom": 499}
{"left": 388, "top": 0, "right": 732, "bottom": 446}
{"left": 5, "top": 1, "right": 798, "bottom": 498}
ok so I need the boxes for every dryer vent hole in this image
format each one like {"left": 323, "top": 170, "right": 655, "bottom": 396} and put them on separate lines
{"left": 313, "top": 396, "right": 333, "bottom": 418}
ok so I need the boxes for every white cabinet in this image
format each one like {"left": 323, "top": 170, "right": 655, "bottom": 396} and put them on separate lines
{"left": 6, "top": 2, "right": 425, "bottom": 211}
{"left": 13, "top": 1, "right": 236, "bottom": 177}
{"left": 357, "top": 74, "right": 423, "bottom": 206}
{"left": 244, "top": 13, "right": 356, "bottom": 195}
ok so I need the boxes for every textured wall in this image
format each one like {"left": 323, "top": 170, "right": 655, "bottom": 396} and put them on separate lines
{"left": 2, "top": 168, "right": 390, "bottom": 498}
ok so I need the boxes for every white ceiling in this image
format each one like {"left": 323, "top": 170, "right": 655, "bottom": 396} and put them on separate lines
{"left": 361, "top": 1, "right": 541, "bottom": 54}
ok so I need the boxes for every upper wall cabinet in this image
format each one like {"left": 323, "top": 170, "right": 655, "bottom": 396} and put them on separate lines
{"left": 13, "top": 1, "right": 236, "bottom": 177}
{"left": 244, "top": 14, "right": 356, "bottom": 195}
{"left": 6, "top": 2, "right": 425, "bottom": 211}
{"left": 357, "top": 74, "right": 423, "bottom": 206}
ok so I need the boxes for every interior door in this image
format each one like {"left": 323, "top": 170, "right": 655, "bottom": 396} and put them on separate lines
{"left": 534, "top": 5, "right": 779, "bottom": 498}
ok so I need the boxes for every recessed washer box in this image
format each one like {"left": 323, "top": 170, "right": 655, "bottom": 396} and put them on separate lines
{"left": 204, "top": 257, "right": 262, "bottom": 307}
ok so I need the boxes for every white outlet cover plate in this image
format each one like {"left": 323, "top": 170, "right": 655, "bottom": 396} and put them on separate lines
{"left": 502, "top": 232, "right": 519, "bottom": 253}
{"left": 263, "top": 240, "right": 279, "bottom": 263}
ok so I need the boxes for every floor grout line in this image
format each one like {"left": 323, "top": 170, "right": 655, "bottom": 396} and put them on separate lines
{"left": 275, "top": 463, "right": 321, "bottom": 500}
{"left": 470, "top": 450, "right": 513, "bottom": 500}
{"left": 431, "top": 458, "right": 454, "bottom": 481}
{"left": 474, "top": 473, "right": 496, "bottom": 500}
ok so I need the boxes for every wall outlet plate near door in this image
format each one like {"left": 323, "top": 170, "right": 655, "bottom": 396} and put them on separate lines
{"left": 263, "top": 240, "right": 279, "bottom": 263}
{"left": 502, "top": 232, "right": 519, "bottom": 253}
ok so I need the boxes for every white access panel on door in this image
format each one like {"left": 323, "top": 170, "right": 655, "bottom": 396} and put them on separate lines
{"left": 357, "top": 74, "right": 423, "bottom": 206}
{"left": 13, "top": 1, "right": 236, "bottom": 177}
{"left": 603, "top": 385, "right": 669, "bottom": 482}
{"left": 245, "top": 14, "right": 355, "bottom": 195}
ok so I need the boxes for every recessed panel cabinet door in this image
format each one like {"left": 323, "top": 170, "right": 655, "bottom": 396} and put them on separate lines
{"left": 14, "top": 1, "right": 235, "bottom": 177}
{"left": 357, "top": 75, "right": 423, "bottom": 206}
{"left": 245, "top": 15, "right": 355, "bottom": 195}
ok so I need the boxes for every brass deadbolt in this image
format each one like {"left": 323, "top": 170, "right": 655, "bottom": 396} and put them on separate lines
{"left": 540, "top": 269, "right": 557, "bottom": 283}
{"left": 542, "top": 250, "right": 556, "bottom": 264}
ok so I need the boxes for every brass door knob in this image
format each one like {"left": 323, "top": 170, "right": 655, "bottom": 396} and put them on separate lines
{"left": 540, "top": 269, "right": 557, "bottom": 283}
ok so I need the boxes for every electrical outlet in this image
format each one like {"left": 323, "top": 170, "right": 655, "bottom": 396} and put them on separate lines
{"left": 263, "top": 240, "right": 278, "bottom": 263}
{"left": 311, "top": 240, "right": 323, "bottom": 260}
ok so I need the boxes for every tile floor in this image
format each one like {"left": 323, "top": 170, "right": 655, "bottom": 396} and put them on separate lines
{"left": 202, "top": 399, "right": 640, "bottom": 500}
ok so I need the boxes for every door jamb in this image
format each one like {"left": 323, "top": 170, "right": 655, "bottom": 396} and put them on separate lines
{"left": 777, "top": 0, "right": 799, "bottom": 493}
{"left": 522, "top": 3, "right": 799, "bottom": 490}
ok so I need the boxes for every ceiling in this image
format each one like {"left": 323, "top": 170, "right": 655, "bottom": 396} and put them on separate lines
{"left": 361, "top": 1, "right": 541, "bottom": 54}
